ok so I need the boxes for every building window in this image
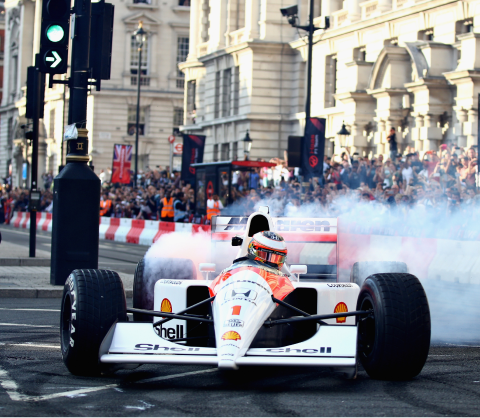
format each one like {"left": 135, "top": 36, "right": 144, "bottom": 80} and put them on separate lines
{"left": 187, "top": 80, "right": 196, "bottom": 123}
{"left": 49, "top": 109, "right": 55, "bottom": 139}
{"left": 7, "top": 117, "right": 13, "bottom": 147}
{"left": 178, "top": 0, "right": 190, "bottom": 5}
{"left": 214, "top": 71, "right": 221, "bottom": 118}
{"left": 130, "top": 35, "right": 149, "bottom": 86}
{"left": 325, "top": 55, "right": 337, "bottom": 108}
{"left": 176, "top": 36, "right": 189, "bottom": 88}
{"left": 233, "top": 66, "right": 240, "bottom": 115}
{"left": 133, "top": 0, "right": 152, "bottom": 3}
{"left": 173, "top": 107, "right": 184, "bottom": 128}
{"left": 221, "top": 143, "right": 230, "bottom": 160}
{"left": 222, "top": 68, "right": 232, "bottom": 117}
{"left": 127, "top": 106, "right": 147, "bottom": 136}
{"left": 418, "top": 29, "right": 434, "bottom": 41}
{"left": 232, "top": 141, "right": 238, "bottom": 160}
{"left": 213, "top": 144, "right": 219, "bottom": 161}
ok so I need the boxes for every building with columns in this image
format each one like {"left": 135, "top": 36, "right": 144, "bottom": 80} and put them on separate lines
{"left": 0, "top": 0, "right": 190, "bottom": 189}
{"left": 180, "top": 0, "right": 480, "bottom": 162}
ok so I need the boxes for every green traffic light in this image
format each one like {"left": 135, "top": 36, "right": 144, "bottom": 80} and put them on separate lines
{"left": 46, "top": 24, "right": 65, "bottom": 43}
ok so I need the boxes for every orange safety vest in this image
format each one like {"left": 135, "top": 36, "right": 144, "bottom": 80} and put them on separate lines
{"left": 207, "top": 201, "right": 221, "bottom": 220}
{"left": 161, "top": 197, "right": 174, "bottom": 218}
{"left": 100, "top": 199, "right": 112, "bottom": 216}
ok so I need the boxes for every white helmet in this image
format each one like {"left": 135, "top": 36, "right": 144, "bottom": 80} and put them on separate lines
{"left": 247, "top": 231, "right": 287, "bottom": 270}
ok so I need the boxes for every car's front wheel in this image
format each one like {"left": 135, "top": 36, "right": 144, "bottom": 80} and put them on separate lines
{"left": 356, "top": 272, "right": 430, "bottom": 380}
{"left": 60, "top": 269, "right": 127, "bottom": 376}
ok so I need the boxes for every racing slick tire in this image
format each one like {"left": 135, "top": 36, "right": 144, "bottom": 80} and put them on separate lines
{"left": 60, "top": 269, "right": 127, "bottom": 376}
{"left": 133, "top": 257, "right": 197, "bottom": 322}
{"left": 356, "top": 273, "right": 430, "bottom": 380}
{"left": 351, "top": 261, "right": 408, "bottom": 288}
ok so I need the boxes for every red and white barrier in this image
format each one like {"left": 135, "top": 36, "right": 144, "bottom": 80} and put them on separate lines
{"left": 11, "top": 212, "right": 211, "bottom": 246}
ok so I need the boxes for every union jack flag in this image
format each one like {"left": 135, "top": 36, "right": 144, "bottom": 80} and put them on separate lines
{"left": 111, "top": 144, "right": 132, "bottom": 184}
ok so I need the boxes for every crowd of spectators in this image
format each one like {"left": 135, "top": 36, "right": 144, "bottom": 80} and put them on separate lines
{"left": 1, "top": 142, "right": 479, "bottom": 225}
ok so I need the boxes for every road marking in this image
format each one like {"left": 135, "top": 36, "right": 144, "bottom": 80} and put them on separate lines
{"left": 5, "top": 343, "right": 60, "bottom": 349}
{"left": 445, "top": 343, "right": 480, "bottom": 348}
{"left": 0, "top": 308, "right": 60, "bottom": 312}
{"left": 0, "top": 323, "right": 58, "bottom": 328}
{"left": 0, "top": 366, "right": 216, "bottom": 402}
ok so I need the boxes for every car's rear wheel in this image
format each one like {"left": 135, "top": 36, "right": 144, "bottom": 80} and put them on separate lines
{"left": 60, "top": 269, "right": 127, "bottom": 376}
{"left": 132, "top": 257, "right": 197, "bottom": 322}
{"left": 356, "top": 272, "right": 430, "bottom": 380}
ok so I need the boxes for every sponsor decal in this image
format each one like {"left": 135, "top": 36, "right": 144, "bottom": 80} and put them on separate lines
{"left": 158, "top": 280, "right": 182, "bottom": 285}
{"left": 161, "top": 298, "right": 173, "bottom": 313}
{"left": 220, "top": 217, "right": 332, "bottom": 232}
{"left": 266, "top": 347, "right": 332, "bottom": 354}
{"left": 309, "top": 155, "right": 318, "bottom": 168}
{"left": 221, "top": 343, "right": 240, "bottom": 349}
{"left": 225, "top": 288, "right": 257, "bottom": 301}
{"left": 160, "top": 324, "right": 184, "bottom": 340}
{"left": 221, "top": 331, "right": 241, "bottom": 341}
{"left": 206, "top": 181, "right": 214, "bottom": 199}
{"left": 135, "top": 344, "right": 201, "bottom": 352}
{"left": 224, "top": 319, "right": 244, "bottom": 328}
{"left": 334, "top": 302, "right": 348, "bottom": 323}
{"left": 327, "top": 284, "right": 353, "bottom": 288}
{"left": 231, "top": 306, "right": 241, "bottom": 315}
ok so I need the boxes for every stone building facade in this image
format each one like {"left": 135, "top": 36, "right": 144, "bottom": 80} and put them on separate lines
{"left": 180, "top": 0, "right": 480, "bottom": 162}
{"left": 0, "top": 0, "right": 190, "bottom": 188}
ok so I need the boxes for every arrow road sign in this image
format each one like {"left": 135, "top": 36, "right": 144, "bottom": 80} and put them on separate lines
{"left": 45, "top": 51, "right": 62, "bottom": 68}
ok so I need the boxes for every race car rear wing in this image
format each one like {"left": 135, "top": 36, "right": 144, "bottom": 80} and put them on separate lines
{"left": 211, "top": 216, "right": 337, "bottom": 243}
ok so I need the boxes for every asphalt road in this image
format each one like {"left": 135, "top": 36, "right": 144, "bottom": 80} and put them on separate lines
{"left": 0, "top": 226, "right": 148, "bottom": 274}
{"left": 0, "top": 298, "right": 480, "bottom": 417}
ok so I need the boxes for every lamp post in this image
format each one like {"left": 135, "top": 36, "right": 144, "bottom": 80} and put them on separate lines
{"left": 337, "top": 121, "right": 350, "bottom": 148}
{"left": 133, "top": 21, "right": 147, "bottom": 188}
{"left": 243, "top": 130, "right": 253, "bottom": 160}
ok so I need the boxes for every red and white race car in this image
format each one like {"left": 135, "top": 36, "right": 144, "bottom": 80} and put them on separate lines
{"left": 60, "top": 207, "right": 431, "bottom": 380}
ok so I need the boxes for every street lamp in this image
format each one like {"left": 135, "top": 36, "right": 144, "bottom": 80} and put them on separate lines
{"left": 133, "top": 21, "right": 147, "bottom": 188}
{"left": 337, "top": 121, "right": 350, "bottom": 148}
{"left": 243, "top": 130, "right": 252, "bottom": 160}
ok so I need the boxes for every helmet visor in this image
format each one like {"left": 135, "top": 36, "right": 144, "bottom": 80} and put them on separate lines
{"left": 253, "top": 249, "right": 286, "bottom": 266}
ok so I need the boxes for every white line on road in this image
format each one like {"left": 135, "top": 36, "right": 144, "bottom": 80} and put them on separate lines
{"left": 3, "top": 343, "right": 60, "bottom": 349}
{"left": 0, "top": 366, "right": 216, "bottom": 402}
{"left": 0, "top": 323, "right": 58, "bottom": 328}
{"left": 0, "top": 308, "right": 60, "bottom": 312}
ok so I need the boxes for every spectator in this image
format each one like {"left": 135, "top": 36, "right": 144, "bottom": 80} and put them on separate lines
{"left": 159, "top": 191, "right": 174, "bottom": 222}
{"left": 386, "top": 127, "right": 398, "bottom": 161}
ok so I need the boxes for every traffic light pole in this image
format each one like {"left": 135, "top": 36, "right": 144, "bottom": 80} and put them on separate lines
{"left": 50, "top": 0, "right": 101, "bottom": 285}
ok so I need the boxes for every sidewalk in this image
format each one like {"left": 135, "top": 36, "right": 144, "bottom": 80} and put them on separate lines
{"left": 0, "top": 241, "right": 134, "bottom": 298}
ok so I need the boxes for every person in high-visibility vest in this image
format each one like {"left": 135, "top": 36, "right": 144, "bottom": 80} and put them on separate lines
{"left": 206, "top": 194, "right": 223, "bottom": 222}
{"left": 100, "top": 193, "right": 112, "bottom": 217}
{"left": 159, "top": 192, "right": 174, "bottom": 222}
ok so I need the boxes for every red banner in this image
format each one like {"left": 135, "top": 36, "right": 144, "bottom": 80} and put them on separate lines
{"left": 111, "top": 144, "right": 132, "bottom": 184}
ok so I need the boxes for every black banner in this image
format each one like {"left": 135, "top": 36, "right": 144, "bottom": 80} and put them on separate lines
{"left": 181, "top": 134, "right": 206, "bottom": 184}
{"left": 301, "top": 118, "right": 326, "bottom": 180}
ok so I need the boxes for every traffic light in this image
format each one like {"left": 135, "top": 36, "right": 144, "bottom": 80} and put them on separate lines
{"left": 39, "top": 0, "right": 70, "bottom": 74}
{"left": 90, "top": 1, "right": 115, "bottom": 80}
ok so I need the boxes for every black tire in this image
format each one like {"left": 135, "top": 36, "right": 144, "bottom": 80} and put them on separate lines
{"left": 356, "top": 273, "right": 430, "bottom": 380}
{"left": 132, "top": 257, "right": 197, "bottom": 322}
{"left": 60, "top": 269, "right": 127, "bottom": 376}
{"left": 351, "top": 261, "right": 408, "bottom": 287}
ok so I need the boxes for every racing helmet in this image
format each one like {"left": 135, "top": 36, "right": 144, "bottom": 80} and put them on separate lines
{"left": 247, "top": 231, "right": 287, "bottom": 270}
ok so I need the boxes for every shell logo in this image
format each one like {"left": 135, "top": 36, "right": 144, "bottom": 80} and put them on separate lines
{"left": 221, "top": 331, "right": 241, "bottom": 341}
{"left": 334, "top": 302, "right": 348, "bottom": 323}
{"left": 160, "top": 298, "right": 172, "bottom": 313}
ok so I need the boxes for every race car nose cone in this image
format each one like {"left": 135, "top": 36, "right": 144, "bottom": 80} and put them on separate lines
{"left": 218, "top": 359, "right": 239, "bottom": 370}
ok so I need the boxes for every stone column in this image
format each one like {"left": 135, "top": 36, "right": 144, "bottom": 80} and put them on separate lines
{"left": 187, "top": 0, "right": 200, "bottom": 61}
{"left": 455, "top": 107, "right": 468, "bottom": 147}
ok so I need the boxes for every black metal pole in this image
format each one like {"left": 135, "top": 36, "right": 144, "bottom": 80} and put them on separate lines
{"left": 134, "top": 45, "right": 142, "bottom": 188}
{"left": 51, "top": 0, "right": 101, "bottom": 286}
{"left": 305, "top": 0, "right": 315, "bottom": 126}
{"left": 29, "top": 68, "right": 41, "bottom": 258}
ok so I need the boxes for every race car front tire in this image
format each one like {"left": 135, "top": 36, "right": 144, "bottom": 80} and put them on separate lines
{"left": 132, "top": 257, "right": 197, "bottom": 322}
{"left": 60, "top": 269, "right": 127, "bottom": 376}
{"left": 356, "top": 272, "right": 430, "bottom": 380}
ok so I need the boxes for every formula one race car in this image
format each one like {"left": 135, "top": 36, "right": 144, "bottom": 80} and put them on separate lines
{"left": 60, "top": 207, "right": 431, "bottom": 380}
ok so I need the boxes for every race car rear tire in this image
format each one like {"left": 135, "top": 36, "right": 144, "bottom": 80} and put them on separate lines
{"left": 356, "top": 272, "right": 430, "bottom": 380}
{"left": 60, "top": 269, "right": 127, "bottom": 376}
{"left": 351, "top": 261, "right": 408, "bottom": 287}
{"left": 132, "top": 257, "right": 197, "bottom": 322}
